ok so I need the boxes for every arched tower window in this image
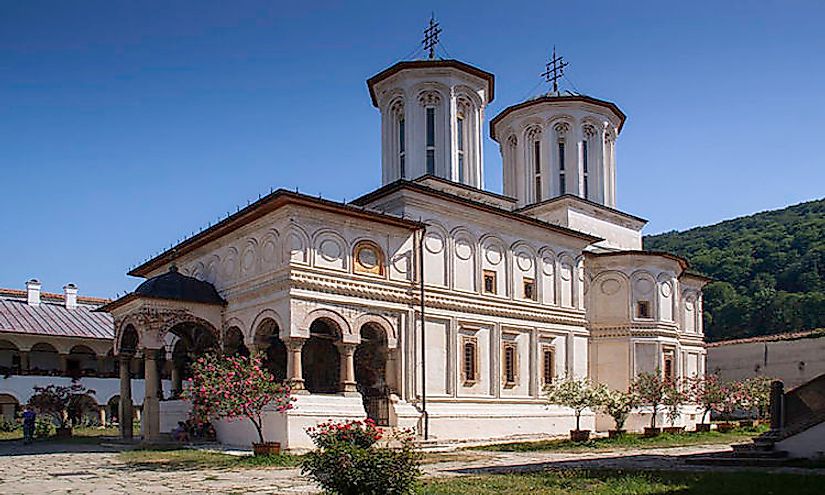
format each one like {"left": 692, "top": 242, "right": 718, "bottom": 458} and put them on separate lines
{"left": 554, "top": 121, "right": 570, "bottom": 196}
{"left": 426, "top": 107, "right": 436, "bottom": 174}
{"left": 389, "top": 98, "right": 406, "bottom": 181}
{"left": 526, "top": 126, "right": 543, "bottom": 203}
{"left": 399, "top": 116, "right": 406, "bottom": 178}
{"left": 582, "top": 124, "right": 597, "bottom": 200}
{"left": 457, "top": 114, "right": 466, "bottom": 182}
{"left": 419, "top": 90, "right": 441, "bottom": 176}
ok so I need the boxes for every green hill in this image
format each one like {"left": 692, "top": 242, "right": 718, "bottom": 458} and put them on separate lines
{"left": 643, "top": 198, "right": 825, "bottom": 342}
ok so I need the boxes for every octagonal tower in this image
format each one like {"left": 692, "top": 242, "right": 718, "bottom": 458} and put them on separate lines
{"left": 490, "top": 91, "right": 626, "bottom": 209}
{"left": 368, "top": 60, "right": 494, "bottom": 188}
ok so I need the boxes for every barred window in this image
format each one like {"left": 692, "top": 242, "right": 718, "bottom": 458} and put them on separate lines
{"left": 542, "top": 347, "right": 555, "bottom": 386}
{"left": 503, "top": 343, "right": 517, "bottom": 386}
{"left": 462, "top": 337, "right": 478, "bottom": 384}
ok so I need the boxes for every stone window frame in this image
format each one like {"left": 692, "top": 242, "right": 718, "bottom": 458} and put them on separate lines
{"left": 461, "top": 335, "right": 479, "bottom": 386}
{"left": 541, "top": 345, "right": 556, "bottom": 387}
{"left": 662, "top": 347, "right": 676, "bottom": 382}
{"left": 501, "top": 341, "right": 519, "bottom": 388}
{"left": 636, "top": 300, "right": 652, "bottom": 319}
{"left": 522, "top": 277, "right": 536, "bottom": 301}
{"left": 352, "top": 240, "right": 385, "bottom": 277}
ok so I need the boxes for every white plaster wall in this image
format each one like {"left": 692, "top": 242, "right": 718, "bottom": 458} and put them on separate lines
{"left": 707, "top": 337, "right": 825, "bottom": 389}
{"left": 0, "top": 375, "right": 167, "bottom": 406}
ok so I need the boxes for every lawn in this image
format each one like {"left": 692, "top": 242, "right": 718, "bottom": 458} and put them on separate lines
{"left": 475, "top": 426, "right": 768, "bottom": 453}
{"left": 418, "top": 470, "right": 825, "bottom": 495}
{"left": 118, "top": 448, "right": 301, "bottom": 470}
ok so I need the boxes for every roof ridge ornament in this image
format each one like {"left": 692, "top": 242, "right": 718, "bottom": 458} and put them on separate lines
{"left": 541, "top": 45, "right": 568, "bottom": 93}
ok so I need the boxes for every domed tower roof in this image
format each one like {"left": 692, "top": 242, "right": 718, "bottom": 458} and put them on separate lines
{"left": 134, "top": 265, "right": 225, "bottom": 306}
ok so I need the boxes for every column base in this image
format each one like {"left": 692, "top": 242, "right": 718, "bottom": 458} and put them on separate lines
{"left": 339, "top": 381, "right": 358, "bottom": 396}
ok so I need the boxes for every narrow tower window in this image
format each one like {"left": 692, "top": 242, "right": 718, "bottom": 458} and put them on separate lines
{"left": 457, "top": 116, "right": 466, "bottom": 183}
{"left": 582, "top": 140, "right": 589, "bottom": 199}
{"left": 533, "top": 140, "right": 542, "bottom": 202}
{"left": 399, "top": 117, "right": 406, "bottom": 179}
{"left": 558, "top": 141, "right": 566, "bottom": 195}
{"left": 426, "top": 107, "right": 436, "bottom": 174}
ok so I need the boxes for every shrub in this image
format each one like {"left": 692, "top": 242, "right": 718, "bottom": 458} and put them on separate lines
{"left": 662, "top": 379, "right": 687, "bottom": 427}
{"left": 687, "top": 374, "right": 726, "bottom": 424}
{"left": 0, "top": 418, "right": 20, "bottom": 432}
{"left": 632, "top": 371, "right": 667, "bottom": 429}
{"left": 301, "top": 419, "right": 421, "bottom": 495}
{"left": 28, "top": 384, "right": 94, "bottom": 430}
{"left": 181, "top": 352, "right": 294, "bottom": 445}
{"left": 34, "top": 418, "right": 54, "bottom": 438}
{"left": 545, "top": 376, "right": 601, "bottom": 432}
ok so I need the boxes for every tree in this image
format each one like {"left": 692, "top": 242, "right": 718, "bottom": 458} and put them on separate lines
{"left": 741, "top": 376, "right": 773, "bottom": 420}
{"left": 28, "top": 384, "right": 94, "bottom": 430}
{"left": 545, "top": 376, "right": 601, "bottom": 432}
{"left": 687, "top": 374, "right": 726, "bottom": 424}
{"left": 599, "top": 387, "right": 636, "bottom": 432}
{"left": 182, "top": 352, "right": 294, "bottom": 445}
{"left": 631, "top": 371, "right": 667, "bottom": 429}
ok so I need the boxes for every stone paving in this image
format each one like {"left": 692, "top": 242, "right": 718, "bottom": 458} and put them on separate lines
{"left": 1, "top": 440, "right": 824, "bottom": 495}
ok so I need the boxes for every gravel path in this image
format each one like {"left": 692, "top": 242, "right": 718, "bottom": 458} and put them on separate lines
{"left": 1, "top": 440, "right": 823, "bottom": 494}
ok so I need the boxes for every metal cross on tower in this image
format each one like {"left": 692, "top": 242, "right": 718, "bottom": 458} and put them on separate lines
{"left": 423, "top": 15, "right": 442, "bottom": 60}
{"left": 541, "top": 46, "right": 568, "bottom": 93}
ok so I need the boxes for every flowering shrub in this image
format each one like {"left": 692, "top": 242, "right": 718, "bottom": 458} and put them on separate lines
{"left": 301, "top": 420, "right": 421, "bottom": 495}
{"left": 687, "top": 374, "right": 726, "bottom": 424}
{"left": 545, "top": 376, "right": 601, "bottom": 431}
{"left": 742, "top": 376, "right": 773, "bottom": 419}
{"left": 662, "top": 379, "right": 687, "bottom": 427}
{"left": 181, "top": 352, "right": 294, "bottom": 445}
{"left": 631, "top": 371, "right": 667, "bottom": 428}
{"left": 598, "top": 387, "right": 637, "bottom": 431}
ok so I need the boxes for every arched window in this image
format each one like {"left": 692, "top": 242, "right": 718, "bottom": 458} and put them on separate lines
{"left": 582, "top": 139, "right": 589, "bottom": 199}
{"left": 554, "top": 121, "right": 570, "bottom": 196}
{"left": 526, "top": 126, "right": 542, "bottom": 202}
{"left": 399, "top": 116, "right": 406, "bottom": 178}
{"left": 533, "top": 140, "right": 542, "bottom": 202}
{"left": 457, "top": 114, "right": 466, "bottom": 183}
{"left": 558, "top": 140, "right": 566, "bottom": 195}
{"left": 426, "top": 107, "right": 436, "bottom": 174}
{"left": 461, "top": 336, "right": 478, "bottom": 385}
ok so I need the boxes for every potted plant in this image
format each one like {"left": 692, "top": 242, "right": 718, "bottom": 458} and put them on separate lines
{"left": 662, "top": 379, "right": 686, "bottom": 434}
{"left": 599, "top": 387, "right": 636, "bottom": 439}
{"left": 28, "top": 383, "right": 94, "bottom": 438}
{"left": 632, "top": 371, "right": 666, "bottom": 437}
{"left": 687, "top": 374, "right": 725, "bottom": 432}
{"left": 183, "top": 352, "right": 294, "bottom": 455}
{"left": 545, "top": 376, "right": 600, "bottom": 442}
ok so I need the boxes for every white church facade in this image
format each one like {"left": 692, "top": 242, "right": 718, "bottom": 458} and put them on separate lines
{"left": 101, "top": 54, "right": 708, "bottom": 449}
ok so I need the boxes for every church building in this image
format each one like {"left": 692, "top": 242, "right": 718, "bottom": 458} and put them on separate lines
{"left": 100, "top": 32, "right": 708, "bottom": 448}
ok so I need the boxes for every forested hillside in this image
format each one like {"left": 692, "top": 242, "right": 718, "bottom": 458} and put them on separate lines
{"left": 643, "top": 198, "right": 825, "bottom": 342}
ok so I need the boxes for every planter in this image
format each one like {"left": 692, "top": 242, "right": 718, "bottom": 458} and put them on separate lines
{"left": 55, "top": 427, "right": 73, "bottom": 438}
{"left": 643, "top": 427, "right": 662, "bottom": 437}
{"left": 569, "top": 429, "right": 591, "bottom": 442}
{"left": 253, "top": 442, "right": 281, "bottom": 456}
{"left": 608, "top": 429, "right": 626, "bottom": 439}
{"left": 663, "top": 426, "right": 685, "bottom": 434}
{"left": 716, "top": 422, "right": 737, "bottom": 433}
{"left": 739, "top": 419, "right": 757, "bottom": 429}
{"left": 695, "top": 423, "right": 712, "bottom": 433}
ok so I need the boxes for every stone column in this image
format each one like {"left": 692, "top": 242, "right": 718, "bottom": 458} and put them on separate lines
{"left": 97, "top": 356, "right": 105, "bottom": 375}
{"left": 286, "top": 338, "right": 306, "bottom": 392}
{"left": 336, "top": 343, "right": 358, "bottom": 395}
{"left": 58, "top": 353, "right": 68, "bottom": 375}
{"left": 143, "top": 349, "right": 161, "bottom": 442}
{"left": 19, "top": 351, "right": 29, "bottom": 374}
{"left": 385, "top": 350, "right": 398, "bottom": 395}
{"left": 770, "top": 380, "right": 784, "bottom": 432}
{"left": 170, "top": 365, "right": 182, "bottom": 398}
{"left": 118, "top": 354, "right": 133, "bottom": 439}
{"left": 98, "top": 407, "right": 107, "bottom": 427}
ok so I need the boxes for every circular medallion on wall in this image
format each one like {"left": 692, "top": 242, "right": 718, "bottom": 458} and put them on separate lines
{"left": 516, "top": 252, "right": 533, "bottom": 272}
{"left": 455, "top": 239, "right": 473, "bottom": 260}
{"left": 288, "top": 233, "right": 304, "bottom": 259}
{"left": 542, "top": 256, "right": 555, "bottom": 276}
{"left": 685, "top": 298, "right": 694, "bottom": 311}
{"left": 424, "top": 233, "right": 444, "bottom": 254}
{"left": 635, "top": 278, "right": 654, "bottom": 295}
{"left": 319, "top": 239, "right": 342, "bottom": 262}
{"left": 357, "top": 245, "right": 379, "bottom": 269}
{"left": 485, "top": 244, "right": 503, "bottom": 265}
{"left": 261, "top": 237, "right": 278, "bottom": 264}
{"left": 560, "top": 263, "right": 573, "bottom": 281}
{"left": 600, "top": 278, "right": 621, "bottom": 296}
{"left": 660, "top": 281, "right": 673, "bottom": 297}
{"left": 241, "top": 247, "right": 256, "bottom": 273}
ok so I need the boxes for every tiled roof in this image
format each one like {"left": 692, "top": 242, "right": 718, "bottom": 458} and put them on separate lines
{"left": 0, "top": 288, "right": 110, "bottom": 305}
{"left": 0, "top": 292, "right": 114, "bottom": 340}
{"left": 707, "top": 328, "right": 825, "bottom": 347}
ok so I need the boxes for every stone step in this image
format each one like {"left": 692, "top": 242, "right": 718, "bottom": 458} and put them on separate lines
{"left": 686, "top": 455, "right": 794, "bottom": 467}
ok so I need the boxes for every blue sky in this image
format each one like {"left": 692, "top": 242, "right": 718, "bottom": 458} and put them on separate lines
{"left": 1, "top": 1, "right": 824, "bottom": 297}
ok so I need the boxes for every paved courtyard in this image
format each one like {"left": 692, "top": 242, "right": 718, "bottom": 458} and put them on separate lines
{"left": 1, "top": 441, "right": 823, "bottom": 495}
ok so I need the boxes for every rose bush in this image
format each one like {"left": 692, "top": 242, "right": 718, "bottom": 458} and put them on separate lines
{"left": 301, "top": 419, "right": 421, "bottom": 495}
{"left": 181, "top": 352, "right": 294, "bottom": 445}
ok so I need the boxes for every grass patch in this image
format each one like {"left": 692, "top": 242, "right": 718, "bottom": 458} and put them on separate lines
{"left": 475, "top": 426, "right": 768, "bottom": 453}
{"left": 418, "top": 469, "right": 825, "bottom": 494}
{"left": 118, "top": 448, "right": 301, "bottom": 471}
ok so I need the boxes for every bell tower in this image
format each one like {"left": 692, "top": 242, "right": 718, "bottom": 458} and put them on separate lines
{"left": 367, "top": 18, "right": 494, "bottom": 188}
{"left": 490, "top": 51, "right": 625, "bottom": 208}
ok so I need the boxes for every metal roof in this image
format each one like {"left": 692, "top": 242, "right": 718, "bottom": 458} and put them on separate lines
{"left": 0, "top": 293, "right": 114, "bottom": 340}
